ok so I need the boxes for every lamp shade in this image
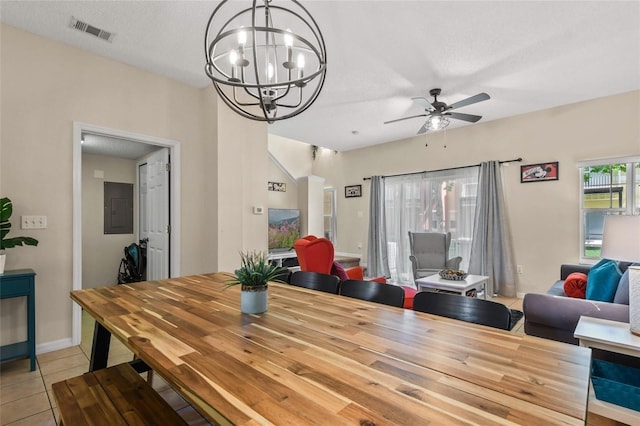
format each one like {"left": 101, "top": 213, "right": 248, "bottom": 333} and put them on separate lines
{"left": 600, "top": 215, "right": 640, "bottom": 336}
{"left": 600, "top": 215, "right": 640, "bottom": 262}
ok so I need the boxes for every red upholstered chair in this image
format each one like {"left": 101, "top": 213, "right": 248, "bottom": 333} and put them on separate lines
{"left": 293, "top": 235, "right": 417, "bottom": 309}
{"left": 293, "top": 235, "right": 363, "bottom": 278}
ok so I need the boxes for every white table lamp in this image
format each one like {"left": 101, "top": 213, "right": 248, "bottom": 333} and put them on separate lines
{"left": 600, "top": 215, "right": 640, "bottom": 335}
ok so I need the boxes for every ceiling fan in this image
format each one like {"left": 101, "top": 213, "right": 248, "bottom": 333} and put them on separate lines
{"left": 385, "top": 88, "right": 490, "bottom": 134}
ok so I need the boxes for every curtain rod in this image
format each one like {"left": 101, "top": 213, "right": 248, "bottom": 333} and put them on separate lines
{"left": 362, "top": 157, "right": 522, "bottom": 181}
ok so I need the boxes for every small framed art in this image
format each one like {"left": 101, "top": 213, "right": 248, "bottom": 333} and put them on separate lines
{"left": 268, "top": 181, "right": 286, "bottom": 192}
{"left": 520, "top": 162, "right": 559, "bottom": 183}
{"left": 345, "top": 184, "right": 362, "bottom": 198}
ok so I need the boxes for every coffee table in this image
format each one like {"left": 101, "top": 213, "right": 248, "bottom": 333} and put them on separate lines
{"left": 415, "top": 273, "right": 489, "bottom": 299}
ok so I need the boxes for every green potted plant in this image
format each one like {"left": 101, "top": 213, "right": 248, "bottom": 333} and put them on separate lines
{"left": 0, "top": 197, "right": 39, "bottom": 274}
{"left": 226, "top": 251, "right": 287, "bottom": 314}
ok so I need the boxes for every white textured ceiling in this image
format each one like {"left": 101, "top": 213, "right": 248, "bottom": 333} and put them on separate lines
{"left": 81, "top": 133, "right": 160, "bottom": 160}
{"left": 1, "top": 1, "right": 639, "bottom": 152}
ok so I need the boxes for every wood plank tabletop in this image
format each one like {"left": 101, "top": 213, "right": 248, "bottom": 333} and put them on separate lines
{"left": 71, "top": 273, "right": 590, "bottom": 425}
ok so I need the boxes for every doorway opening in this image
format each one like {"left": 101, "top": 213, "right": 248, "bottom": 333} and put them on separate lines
{"left": 72, "top": 122, "right": 181, "bottom": 346}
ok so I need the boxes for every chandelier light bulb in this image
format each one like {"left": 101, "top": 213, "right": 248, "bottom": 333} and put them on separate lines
{"left": 229, "top": 49, "right": 238, "bottom": 65}
{"left": 237, "top": 27, "right": 247, "bottom": 46}
{"left": 297, "top": 53, "right": 305, "bottom": 68}
{"left": 284, "top": 29, "right": 294, "bottom": 47}
{"left": 267, "top": 63, "right": 275, "bottom": 81}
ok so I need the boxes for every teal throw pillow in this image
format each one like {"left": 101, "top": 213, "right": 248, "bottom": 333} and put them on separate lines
{"left": 585, "top": 259, "right": 623, "bottom": 302}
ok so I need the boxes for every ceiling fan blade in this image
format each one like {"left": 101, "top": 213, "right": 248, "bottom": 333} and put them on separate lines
{"left": 448, "top": 112, "right": 483, "bottom": 123}
{"left": 384, "top": 113, "right": 428, "bottom": 124}
{"left": 448, "top": 92, "right": 490, "bottom": 110}
{"left": 411, "top": 97, "right": 434, "bottom": 109}
{"left": 417, "top": 122, "right": 429, "bottom": 134}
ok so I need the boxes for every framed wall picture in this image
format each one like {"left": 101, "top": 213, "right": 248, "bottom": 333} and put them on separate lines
{"left": 520, "top": 162, "right": 559, "bottom": 183}
{"left": 268, "top": 181, "right": 286, "bottom": 192}
{"left": 345, "top": 184, "right": 362, "bottom": 198}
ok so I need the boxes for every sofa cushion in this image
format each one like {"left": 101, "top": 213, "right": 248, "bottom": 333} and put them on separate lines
{"left": 547, "top": 280, "right": 567, "bottom": 297}
{"left": 613, "top": 263, "right": 638, "bottom": 305}
{"left": 564, "top": 272, "right": 587, "bottom": 299}
{"left": 585, "top": 259, "right": 622, "bottom": 302}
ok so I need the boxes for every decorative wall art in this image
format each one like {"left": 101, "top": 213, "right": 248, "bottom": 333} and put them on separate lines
{"left": 345, "top": 184, "right": 362, "bottom": 198}
{"left": 520, "top": 162, "right": 559, "bottom": 183}
{"left": 268, "top": 182, "right": 286, "bottom": 192}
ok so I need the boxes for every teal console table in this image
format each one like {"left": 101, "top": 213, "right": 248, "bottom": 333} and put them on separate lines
{"left": 0, "top": 269, "right": 36, "bottom": 371}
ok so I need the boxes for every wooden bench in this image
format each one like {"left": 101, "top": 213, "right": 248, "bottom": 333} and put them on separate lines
{"left": 52, "top": 363, "right": 187, "bottom": 426}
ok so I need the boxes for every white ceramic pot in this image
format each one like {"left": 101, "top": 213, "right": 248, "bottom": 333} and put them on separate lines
{"left": 0, "top": 253, "right": 5, "bottom": 274}
{"left": 241, "top": 285, "right": 268, "bottom": 314}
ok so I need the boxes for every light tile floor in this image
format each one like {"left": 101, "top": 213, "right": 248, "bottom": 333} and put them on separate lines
{"left": 0, "top": 311, "right": 212, "bottom": 425}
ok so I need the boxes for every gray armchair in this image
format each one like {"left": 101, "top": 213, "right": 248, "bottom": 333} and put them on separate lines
{"left": 408, "top": 231, "right": 462, "bottom": 280}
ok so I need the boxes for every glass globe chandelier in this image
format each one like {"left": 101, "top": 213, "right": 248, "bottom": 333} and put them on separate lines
{"left": 204, "top": 0, "right": 327, "bottom": 123}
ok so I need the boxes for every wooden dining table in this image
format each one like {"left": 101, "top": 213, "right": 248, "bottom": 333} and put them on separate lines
{"left": 71, "top": 273, "right": 591, "bottom": 425}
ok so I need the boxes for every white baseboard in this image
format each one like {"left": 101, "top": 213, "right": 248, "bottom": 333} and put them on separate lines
{"left": 37, "top": 337, "right": 74, "bottom": 355}
{"left": 334, "top": 251, "right": 361, "bottom": 258}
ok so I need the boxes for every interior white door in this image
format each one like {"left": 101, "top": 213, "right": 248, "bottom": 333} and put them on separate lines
{"left": 138, "top": 148, "right": 170, "bottom": 280}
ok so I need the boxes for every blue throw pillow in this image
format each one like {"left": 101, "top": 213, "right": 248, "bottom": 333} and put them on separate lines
{"left": 585, "top": 259, "right": 623, "bottom": 302}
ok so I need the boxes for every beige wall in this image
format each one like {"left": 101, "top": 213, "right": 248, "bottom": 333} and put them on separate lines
{"left": 312, "top": 90, "right": 640, "bottom": 295}
{"left": 268, "top": 134, "right": 314, "bottom": 179}
{"left": 267, "top": 160, "right": 298, "bottom": 209}
{"left": 0, "top": 24, "right": 268, "bottom": 351}
{"left": 82, "top": 154, "right": 137, "bottom": 290}
{"left": 215, "top": 98, "right": 269, "bottom": 271}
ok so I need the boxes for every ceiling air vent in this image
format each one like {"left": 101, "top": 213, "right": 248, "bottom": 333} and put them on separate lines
{"left": 69, "top": 16, "right": 115, "bottom": 42}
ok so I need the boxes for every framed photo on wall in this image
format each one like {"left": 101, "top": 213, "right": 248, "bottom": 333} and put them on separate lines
{"left": 345, "top": 184, "right": 362, "bottom": 198}
{"left": 268, "top": 181, "right": 286, "bottom": 192}
{"left": 521, "top": 162, "right": 559, "bottom": 183}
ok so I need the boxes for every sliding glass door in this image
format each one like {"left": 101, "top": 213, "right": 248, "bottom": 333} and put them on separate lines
{"left": 384, "top": 167, "right": 479, "bottom": 285}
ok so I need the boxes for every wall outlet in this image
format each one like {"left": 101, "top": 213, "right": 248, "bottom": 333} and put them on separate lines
{"left": 21, "top": 215, "right": 47, "bottom": 229}
{"left": 517, "top": 265, "right": 524, "bottom": 274}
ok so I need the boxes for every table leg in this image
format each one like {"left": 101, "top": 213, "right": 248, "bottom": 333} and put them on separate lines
{"left": 27, "top": 290, "right": 36, "bottom": 371}
{"left": 89, "top": 322, "right": 111, "bottom": 371}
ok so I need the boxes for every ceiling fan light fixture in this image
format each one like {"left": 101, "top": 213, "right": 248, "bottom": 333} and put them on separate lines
{"left": 204, "top": 0, "right": 327, "bottom": 123}
{"left": 426, "top": 115, "right": 450, "bottom": 131}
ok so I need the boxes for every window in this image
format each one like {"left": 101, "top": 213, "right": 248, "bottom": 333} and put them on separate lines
{"left": 323, "top": 188, "right": 337, "bottom": 244}
{"left": 579, "top": 157, "right": 640, "bottom": 260}
{"left": 384, "top": 167, "right": 479, "bottom": 285}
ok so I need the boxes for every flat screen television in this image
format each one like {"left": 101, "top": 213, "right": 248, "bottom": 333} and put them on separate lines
{"left": 268, "top": 208, "right": 301, "bottom": 252}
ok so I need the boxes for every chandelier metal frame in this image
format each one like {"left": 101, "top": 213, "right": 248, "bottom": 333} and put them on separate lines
{"left": 204, "top": 0, "right": 327, "bottom": 123}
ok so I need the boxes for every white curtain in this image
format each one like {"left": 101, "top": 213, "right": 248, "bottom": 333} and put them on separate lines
{"left": 384, "top": 167, "right": 479, "bottom": 286}
{"left": 468, "top": 161, "right": 517, "bottom": 297}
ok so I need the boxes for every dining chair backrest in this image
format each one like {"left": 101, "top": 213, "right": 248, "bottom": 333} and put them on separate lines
{"left": 339, "top": 280, "right": 405, "bottom": 308}
{"left": 412, "top": 291, "right": 511, "bottom": 330}
{"left": 289, "top": 271, "right": 341, "bottom": 294}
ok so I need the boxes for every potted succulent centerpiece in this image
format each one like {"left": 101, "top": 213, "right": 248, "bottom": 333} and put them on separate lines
{"left": 0, "top": 197, "right": 39, "bottom": 274}
{"left": 227, "top": 251, "right": 287, "bottom": 314}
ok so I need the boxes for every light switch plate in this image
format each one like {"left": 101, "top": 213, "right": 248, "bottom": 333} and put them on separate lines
{"left": 21, "top": 215, "right": 47, "bottom": 229}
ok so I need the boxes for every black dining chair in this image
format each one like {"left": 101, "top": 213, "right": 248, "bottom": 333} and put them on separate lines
{"left": 339, "top": 280, "right": 405, "bottom": 308}
{"left": 412, "top": 291, "right": 512, "bottom": 330}
{"left": 289, "top": 271, "right": 341, "bottom": 294}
